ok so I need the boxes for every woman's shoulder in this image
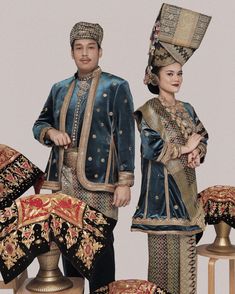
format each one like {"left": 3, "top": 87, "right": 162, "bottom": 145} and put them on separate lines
{"left": 134, "top": 97, "right": 161, "bottom": 126}
{"left": 179, "top": 100, "right": 197, "bottom": 118}
{"left": 135, "top": 97, "right": 160, "bottom": 112}
{"left": 179, "top": 99, "right": 194, "bottom": 109}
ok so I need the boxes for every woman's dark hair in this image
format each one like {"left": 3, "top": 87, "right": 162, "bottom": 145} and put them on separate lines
{"left": 147, "top": 65, "right": 161, "bottom": 94}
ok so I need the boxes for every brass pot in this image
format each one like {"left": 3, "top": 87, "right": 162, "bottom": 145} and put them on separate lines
{"left": 26, "top": 242, "right": 73, "bottom": 292}
{"left": 207, "top": 221, "right": 235, "bottom": 254}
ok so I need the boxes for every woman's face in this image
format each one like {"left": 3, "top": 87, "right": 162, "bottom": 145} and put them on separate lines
{"left": 158, "top": 62, "right": 183, "bottom": 94}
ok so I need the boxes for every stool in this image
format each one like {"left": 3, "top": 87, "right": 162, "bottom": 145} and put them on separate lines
{"left": 17, "top": 277, "right": 84, "bottom": 294}
{"left": 0, "top": 269, "right": 28, "bottom": 294}
{"left": 197, "top": 244, "right": 235, "bottom": 294}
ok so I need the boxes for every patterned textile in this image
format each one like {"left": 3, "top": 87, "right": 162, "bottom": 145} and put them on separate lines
{"left": 0, "top": 144, "right": 43, "bottom": 205}
{"left": 198, "top": 185, "right": 235, "bottom": 228}
{"left": 148, "top": 234, "right": 197, "bottom": 294}
{"left": 148, "top": 3, "right": 211, "bottom": 66}
{"left": 94, "top": 279, "right": 171, "bottom": 294}
{"left": 70, "top": 21, "right": 103, "bottom": 46}
{"left": 62, "top": 162, "right": 118, "bottom": 220}
{"left": 0, "top": 193, "right": 116, "bottom": 283}
{"left": 145, "top": 3, "right": 211, "bottom": 92}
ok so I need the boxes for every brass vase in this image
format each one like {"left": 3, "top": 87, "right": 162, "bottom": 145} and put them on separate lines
{"left": 207, "top": 221, "right": 235, "bottom": 254}
{"left": 26, "top": 242, "right": 73, "bottom": 292}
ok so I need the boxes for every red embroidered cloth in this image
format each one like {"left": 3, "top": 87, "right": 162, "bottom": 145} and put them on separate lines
{"left": 0, "top": 193, "right": 116, "bottom": 283}
{"left": 198, "top": 185, "right": 235, "bottom": 227}
{"left": 95, "top": 279, "right": 171, "bottom": 294}
{"left": 0, "top": 144, "right": 43, "bottom": 203}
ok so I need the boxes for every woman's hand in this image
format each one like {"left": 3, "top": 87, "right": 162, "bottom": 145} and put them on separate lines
{"left": 187, "top": 149, "right": 200, "bottom": 168}
{"left": 181, "top": 133, "right": 203, "bottom": 154}
{"left": 46, "top": 128, "right": 71, "bottom": 149}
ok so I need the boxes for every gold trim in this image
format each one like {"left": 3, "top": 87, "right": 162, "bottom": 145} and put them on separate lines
{"left": 39, "top": 127, "right": 53, "bottom": 145}
{"left": 131, "top": 228, "right": 202, "bottom": 235}
{"left": 116, "top": 171, "right": 134, "bottom": 187}
{"left": 105, "top": 135, "right": 113, "bottom": 184}
{"left": 76, "top": 68, "right": 114, "bottom": 192}
{"left": 132, "top": 217, "right": 201, "bottom": 226}
{"left": 144, "top": 161, "right": 152, "bottom": 218}
{"left": 197, "top": 142, "right": 207, "bottom": 159}
{"left": 58, "top": 80, "right": 76, "bottom": 183}
{"left": 164, "top": 167, "right": 170, "bottom": 219}
{"left": 42, "top": 180, "right": 61, "bottom": 191}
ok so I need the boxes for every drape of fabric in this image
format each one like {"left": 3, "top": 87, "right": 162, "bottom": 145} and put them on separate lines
{"left": 131, "top": 97, "right": 208, "bottom": 235}
{"left": 148, "top": 234, "right": 197, "bottom": 294}
{"left": 198, "top": 185, "right": 235, "bottom": 228}
{"left": 0, "top": 144, "right": 43, "bottom": 205}
{"left": 94, "top": 279, "right": 171, "bottom": 294}
{"left": 0, "top": 193, "right": 116, "bottom": 283}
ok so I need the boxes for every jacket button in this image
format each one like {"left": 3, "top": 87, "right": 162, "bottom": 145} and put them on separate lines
{"left": 88, "top": 157, "right": 92, "bottom": 161}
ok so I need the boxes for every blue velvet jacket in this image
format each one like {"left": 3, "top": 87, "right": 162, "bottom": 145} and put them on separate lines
{"left": 131, "top": 98, "right": 208, "bottom": 235}
{"left": 33, "top": 68, "right": 135, "bottom": 192}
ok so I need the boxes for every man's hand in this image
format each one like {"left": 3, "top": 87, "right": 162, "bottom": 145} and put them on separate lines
{"left": 112, "top": 186, "right": 131, "bottom": 207}
{"left": 46, "top": 128, "right": 71, "bottom": 149}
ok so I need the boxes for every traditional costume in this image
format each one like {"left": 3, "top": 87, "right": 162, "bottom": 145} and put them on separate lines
{"left": 33, "top": 22, "right": 135, "bottom": 292}
{"left": 131, "top": 4, "right": 211, "bottom": 294}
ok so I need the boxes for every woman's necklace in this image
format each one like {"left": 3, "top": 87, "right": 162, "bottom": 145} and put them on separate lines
{"left": 158, "top": 96, "right": 194, "bottom": 139}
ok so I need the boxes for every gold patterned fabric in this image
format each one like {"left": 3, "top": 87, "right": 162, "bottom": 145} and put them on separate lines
{"left": 62, "top": 153, "right": 118, "bottom": 220}
{"left": 198, "top": 185, "right": 235, "bottom": 228}
{"left": 94, "top": 279, "right": 171, "bottom": 294}
{"left": 145, "top": 3, "right": 211, "bottom": 90}
{"left": 148, "top": 234, "right": 197, "bottom": 294}
{"left": 0, "top": 193, "right": 116, "bottom": 283}
{"left": 148, "top": 3, "right": 211, "bottom": 66}
{"left": 70, "top": 21, "right": 103, "bottom": 46}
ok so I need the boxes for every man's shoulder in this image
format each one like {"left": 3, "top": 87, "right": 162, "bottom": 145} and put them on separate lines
{"left": 52, "top": 76, "right": 75, "bottom": 90}
{"left": 101, "top": 71, "right": 128, "bottom": 85}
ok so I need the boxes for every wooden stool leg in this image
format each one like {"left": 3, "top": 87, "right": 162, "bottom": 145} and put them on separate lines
{"left": 208, "top": 258, "right": 217, "bottom": 294}
{"left": 229, "top": 259, "right": 235, "bottom": 294}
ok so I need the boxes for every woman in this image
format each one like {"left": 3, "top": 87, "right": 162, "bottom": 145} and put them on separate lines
{"left": 131, "top": 3, "right": 211, "bottom": 294}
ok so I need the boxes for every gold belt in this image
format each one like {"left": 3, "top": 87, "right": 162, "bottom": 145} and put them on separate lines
{"left": 63, "top": 148, "right": 78, "bottom": 169}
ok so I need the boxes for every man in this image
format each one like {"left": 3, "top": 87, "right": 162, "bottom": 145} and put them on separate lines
{"left": 33, "top": 22, "right": 135, "bottom": 292}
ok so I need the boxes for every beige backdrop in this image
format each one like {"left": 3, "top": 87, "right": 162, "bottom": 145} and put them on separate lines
{"left": 1, "top": 0, "right": 235, "bottom": 293}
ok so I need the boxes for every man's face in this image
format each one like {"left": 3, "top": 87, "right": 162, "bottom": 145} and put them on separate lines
{"left": 71, "top": 39, "right": 102, "bottom": 76}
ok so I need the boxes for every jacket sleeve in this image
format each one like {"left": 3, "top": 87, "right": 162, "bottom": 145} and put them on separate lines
{"left": 184, "top": 103, "right": 209, "bottom": 163}
{"left": 32, "top": 85, "right": 56, "bottom": 146}
{"left": 113, "top": 80, "right": 135, "bottom": 187}
{"left": 139, "top": 118, "right": 182, "bottom": 164}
